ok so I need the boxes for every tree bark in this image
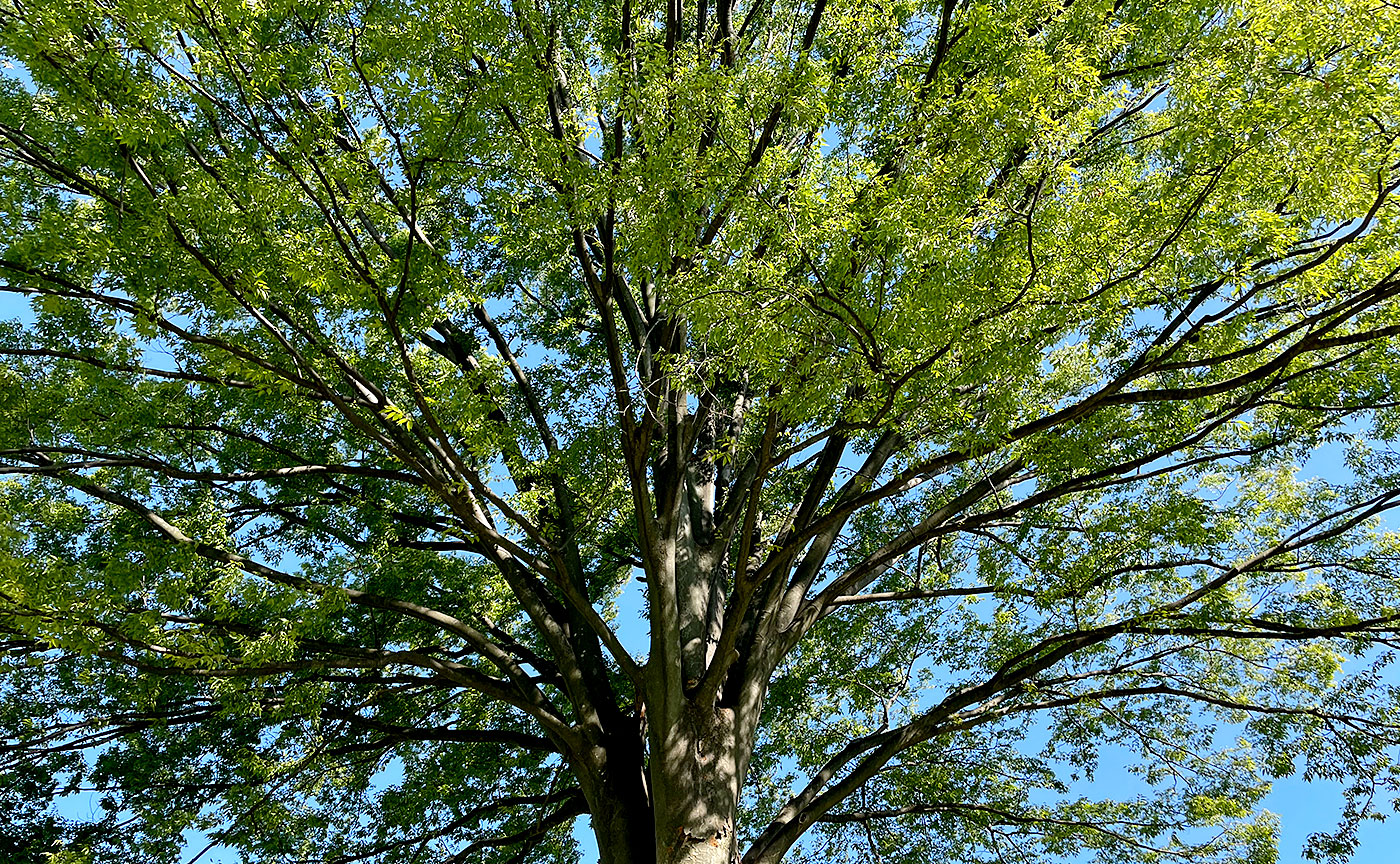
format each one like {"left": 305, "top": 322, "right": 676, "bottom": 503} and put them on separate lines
{"left": 650, "top": 703, "right": 742, "bottom": 864}
{"left": 581, "top": 703, "right": 745, "bottom": 864}
{"left": 577, "top": 729, "right": 658, "bottom": 864}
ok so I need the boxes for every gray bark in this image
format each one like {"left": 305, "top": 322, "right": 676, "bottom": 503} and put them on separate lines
{"left": 650, "top": 703, "right": 742, "bottom": 864}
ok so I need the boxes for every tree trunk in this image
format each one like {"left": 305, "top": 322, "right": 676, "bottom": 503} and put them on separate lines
{"left": 649, "top": 704, "right": 742, "bottom": 864}
{"left": 585, "top": 707, "right": 744, "bottom": 864}
{"left": 591, "top": 793, "right": 660, "bottom": 864}
{"left": 578, "top": 733, "right": 658, "bottom": 864}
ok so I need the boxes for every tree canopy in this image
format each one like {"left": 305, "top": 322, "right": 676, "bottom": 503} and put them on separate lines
{"left": 3, "top": 0, "right": 1400, "bottom": 862}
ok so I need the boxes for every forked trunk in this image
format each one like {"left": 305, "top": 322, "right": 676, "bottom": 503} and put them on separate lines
{"left": 590, "top": 433, "right": 758, "bottom": 863}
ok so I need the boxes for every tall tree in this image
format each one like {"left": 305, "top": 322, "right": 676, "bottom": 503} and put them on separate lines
{"left": 2, "top": 0, "right": 1400, "bottom": 862}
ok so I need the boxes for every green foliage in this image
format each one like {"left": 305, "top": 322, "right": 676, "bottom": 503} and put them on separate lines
{"left": 0, "top": 0, "right": 1399, "bottom": 862}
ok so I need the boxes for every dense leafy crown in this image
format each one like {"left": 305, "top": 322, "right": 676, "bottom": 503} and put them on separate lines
{"left": 3, "top": 0, "right": 1400, "bottom": 862}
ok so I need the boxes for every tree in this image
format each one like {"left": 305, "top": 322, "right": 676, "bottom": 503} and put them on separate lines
{"left": 2, "top": 0, "right": 1400, "bottom": 861}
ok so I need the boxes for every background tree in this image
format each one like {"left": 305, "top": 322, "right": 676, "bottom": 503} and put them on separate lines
{"left": 2, "top": 0, "right": 1400, "bottom": 862}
